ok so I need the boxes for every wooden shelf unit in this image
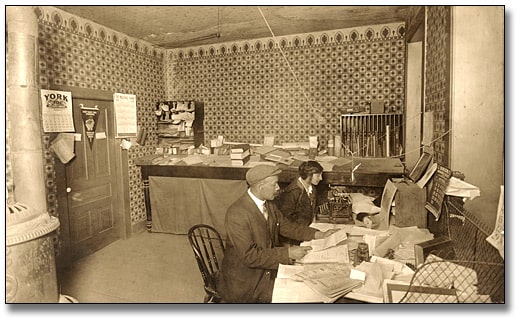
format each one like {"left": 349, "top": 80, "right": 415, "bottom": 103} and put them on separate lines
{"left": 155, "top": 100, "right": 204, "bottom": 153}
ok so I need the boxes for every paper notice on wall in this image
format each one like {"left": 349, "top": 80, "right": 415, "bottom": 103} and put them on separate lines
{"left": 41, "top": 89, "right": 75, "bottom": 132}
{"left": 486, "top": 186, "right": 504, "bottom": 259}
{"left": 50, "top": 133, "right": 75, "bottom": 164}
{"left": 114, "top": 93, "right": 137, "bottom": 137}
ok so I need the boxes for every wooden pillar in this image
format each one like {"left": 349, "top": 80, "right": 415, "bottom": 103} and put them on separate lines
{"left": 6, "top": 6, "right": 47, "bottom": 210}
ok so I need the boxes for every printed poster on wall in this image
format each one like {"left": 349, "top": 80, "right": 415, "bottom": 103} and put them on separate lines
{"left": 40, "top": 89, "right": 75, "bottom": 132}
{"left": 80, "top": 105, "right": 100, "bottom": 149}
{"left": 114, "top": 93, "right": 137, "bottom": 137}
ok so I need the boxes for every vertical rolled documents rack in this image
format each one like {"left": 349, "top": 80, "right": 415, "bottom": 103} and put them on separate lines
{"left": 340, "top": 113, "right": 403, "bottom": 158}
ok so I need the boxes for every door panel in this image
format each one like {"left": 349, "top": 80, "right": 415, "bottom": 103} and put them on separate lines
{"left": 66, "top": 98, "right": 121, "bottom": 260}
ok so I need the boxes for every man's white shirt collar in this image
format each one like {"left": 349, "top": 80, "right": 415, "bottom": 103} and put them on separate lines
{"left": 248, "top": 188, "right": 265, "bottom": 214}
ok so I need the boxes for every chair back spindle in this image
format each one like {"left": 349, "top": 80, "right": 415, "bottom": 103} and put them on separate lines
{"left": 188, "top": 224, "right": 225, "bottom": 303}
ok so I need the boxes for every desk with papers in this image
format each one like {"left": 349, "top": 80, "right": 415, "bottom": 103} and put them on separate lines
{"left": 271, "top": 223, "right": 433, "bottom": 303}
{"left": 135, "top": 154, "right": 404, "bottom": 234}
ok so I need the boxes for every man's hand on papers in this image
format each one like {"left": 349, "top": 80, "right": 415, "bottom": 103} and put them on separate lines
{"left": 314, "top": 228, "right": 340, "bottom": 239}
{"left": 289, "top": 246, "right": 312, "bottom": 260}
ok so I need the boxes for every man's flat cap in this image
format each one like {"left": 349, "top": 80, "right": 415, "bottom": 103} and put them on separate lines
{"left": 245, "top": 165, "right": 282, "bottom": 185}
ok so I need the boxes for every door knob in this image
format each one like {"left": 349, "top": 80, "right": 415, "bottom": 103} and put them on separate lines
{"left": 66, "top": 187, "right": 72, "bottom": 193}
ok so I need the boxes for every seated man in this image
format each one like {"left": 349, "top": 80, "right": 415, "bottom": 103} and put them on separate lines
{"left": 217, "top": 165, "right": 337, "bottom": 303}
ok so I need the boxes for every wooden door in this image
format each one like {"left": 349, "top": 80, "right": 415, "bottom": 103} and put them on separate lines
{"left": 66, "top": 98, "right": 121, "bottom": 261}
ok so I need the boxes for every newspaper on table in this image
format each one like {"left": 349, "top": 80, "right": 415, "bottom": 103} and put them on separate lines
{"left": 300, "top": 229, "right": 348, "bottom": 251}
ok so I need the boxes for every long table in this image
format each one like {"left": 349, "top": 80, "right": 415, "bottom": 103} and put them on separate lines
{"left": 135, "top": 154, "right": 404, "bottom": 235}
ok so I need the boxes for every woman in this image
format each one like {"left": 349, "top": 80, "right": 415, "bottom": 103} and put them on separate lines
{"left": 276, "top": 160, "right": 324, "bottom": 246}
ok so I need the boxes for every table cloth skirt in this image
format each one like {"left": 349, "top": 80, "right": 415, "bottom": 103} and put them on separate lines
{"left": 149, "top": 176, "right": 248, "bottom": 238}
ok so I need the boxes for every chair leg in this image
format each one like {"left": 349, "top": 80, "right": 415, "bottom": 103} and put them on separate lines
{"left": 204, "top": 294, "right": 221, "bottom": 303}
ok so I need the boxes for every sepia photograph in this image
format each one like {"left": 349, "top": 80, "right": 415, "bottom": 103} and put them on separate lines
{"left": 3, "top": 0, "right": 510, "bottom": 314}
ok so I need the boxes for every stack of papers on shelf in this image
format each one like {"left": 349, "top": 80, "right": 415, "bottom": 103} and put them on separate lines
{"left": 253, "top": 145, "right": 278, "bottom": 156}
{"left": 263, "top": 149, "right": 293, "bottom": 165}
{"left": 179, "top": 155, "right": 204, "bottom": 166}
{"left": 280, "top": 142, "right": 309, "bottom": 150}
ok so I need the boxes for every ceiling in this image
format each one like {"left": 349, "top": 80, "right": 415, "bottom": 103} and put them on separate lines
{"left": 55, "top": 6, "right": 414, "bottom": 48}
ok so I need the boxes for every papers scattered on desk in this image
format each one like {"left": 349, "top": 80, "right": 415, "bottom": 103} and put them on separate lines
{"left": 277, "top": 264, "right": 304, "bottom": 279}
{"left": 294, "top": 264, "right": 362, "bottom": 300}
{"left": 274, "top": 264, "right": 336, "bottom": 303}
{"left": 179, "top": 155, "right": 204, "bottom": 165}
{"left": 348, "top": 226, "right": 388, "bottom": 237}
{"left": 298, "top": 225, "right": 353, "bottom": 264}
{"left": 298, "top": 245, "right": 349, "bottom": 264}
{"left": 445, "top": 176, "right": 480, "bottom": 200}
{"left": 253, "top": 145, "right": 278, "bottom": 156}
{"left": 273, "top": 263, "right": 362, "bottom": 303}
{"left": 291, "top": 263, "right": 352, "bottom": 281}
{"left": 347, "top": 261, "right": 390, "bottom": 301}
{"left": 328, "top": 157, "right": 353, "bottom": 168}
{"left": 309, "top": 222, "right": 353, "bottom": 233}
{"left": 304, "top": 276, "right": 363, "bottom": 300}
{"left": 272, "top": 278, "right": 336, "bottom": 303}
{"left": 280, "top": 142, "right": 309, "bottom": 150}
{"left": 301, "top": 229, "right": 348, "bottom": 251}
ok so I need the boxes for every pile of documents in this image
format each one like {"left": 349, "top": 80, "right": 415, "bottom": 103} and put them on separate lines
{"left": 294, "top": 264, "right": 363, "bottom": 300}
{"left": 299, "top": 228, "right": 349, "bottom": 264}
{"left": 273, "top": 263, "right": 362, "bottom": 303}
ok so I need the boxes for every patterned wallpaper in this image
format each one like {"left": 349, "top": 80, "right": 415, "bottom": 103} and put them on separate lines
{"left": 33, "top": 6, "right": 407, "bottom": 233}
{"left": 164, "top": 23, "right": 406, "bottom": 146}
{"left": 35, "top": 6, "right": 164, "bottom": 228}
{"left": 425, "top": 6, "right": 451, "bottom": 166}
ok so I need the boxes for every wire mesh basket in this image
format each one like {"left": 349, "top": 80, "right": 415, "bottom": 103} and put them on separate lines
{"left": 398, "top": 258, "right": 504, "bottom": 303}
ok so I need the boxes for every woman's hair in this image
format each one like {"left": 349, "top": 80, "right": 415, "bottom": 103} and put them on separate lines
{"left": 298, "top": 160, "right": 324, "bottom": 179}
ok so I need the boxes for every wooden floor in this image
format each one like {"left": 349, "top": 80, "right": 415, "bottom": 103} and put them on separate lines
{"left": 57, "top": 231, "right": 205, "bottom": 303}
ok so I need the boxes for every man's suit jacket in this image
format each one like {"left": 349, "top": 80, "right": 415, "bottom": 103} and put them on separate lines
{"left": 218, "top": 191, "right": 317, "bottom": 303}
